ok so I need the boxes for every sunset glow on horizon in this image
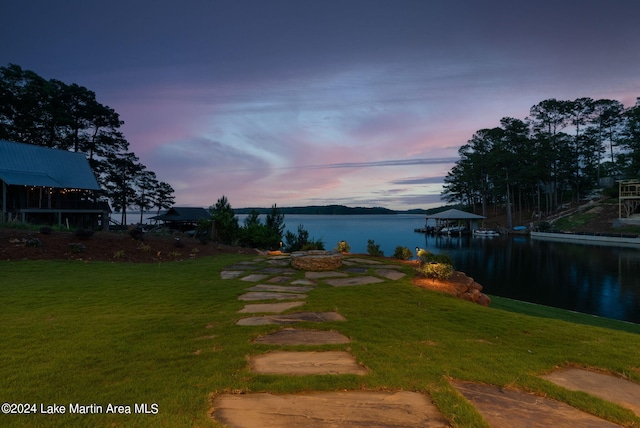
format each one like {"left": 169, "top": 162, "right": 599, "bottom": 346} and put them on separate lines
{"left": 2, "top": 1, "right": 638, "bottom": 210}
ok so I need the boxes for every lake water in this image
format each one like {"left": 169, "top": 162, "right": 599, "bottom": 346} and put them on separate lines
{"left": 139, "top": 212, "right": 640, "bottom": 324}
{"left": 279, "top": 214, "right": 640, "bottom": 324}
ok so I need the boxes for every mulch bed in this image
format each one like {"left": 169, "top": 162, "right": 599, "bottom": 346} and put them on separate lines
{"left": 0, "top": 228, "right": 256, "bottom": 263}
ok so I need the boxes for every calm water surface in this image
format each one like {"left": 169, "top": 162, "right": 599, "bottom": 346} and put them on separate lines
{"left": 278, "top": 214, "right": 640, "bottom": 324}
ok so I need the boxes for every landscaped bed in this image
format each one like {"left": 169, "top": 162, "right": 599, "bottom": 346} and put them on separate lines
{"left": 0, "top": 228, "right": 256, "bottom": 263}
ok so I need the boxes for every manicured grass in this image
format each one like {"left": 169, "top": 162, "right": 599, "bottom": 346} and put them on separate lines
{"left": 1, "top": 256, "right": 640, "bottom": 427}
{"left": 553, "top": 212, "right": 599, "bottom": 230}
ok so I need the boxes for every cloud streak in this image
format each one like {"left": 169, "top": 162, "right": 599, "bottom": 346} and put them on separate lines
{"left": 1, "top": 1, "right": 639, "bottom": 209}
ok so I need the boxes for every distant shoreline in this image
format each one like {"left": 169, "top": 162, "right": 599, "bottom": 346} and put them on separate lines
{"left": 232, "top": 205, "right": 428, "bottom": 215}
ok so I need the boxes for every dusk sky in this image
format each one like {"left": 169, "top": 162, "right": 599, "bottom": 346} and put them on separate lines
{"left": 2, "top": 1, "right": 639, "bottom": 210}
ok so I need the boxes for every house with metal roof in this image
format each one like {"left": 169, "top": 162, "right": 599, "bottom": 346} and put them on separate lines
{"left": 0, "top": 140, "right": 108, "bottom": 228}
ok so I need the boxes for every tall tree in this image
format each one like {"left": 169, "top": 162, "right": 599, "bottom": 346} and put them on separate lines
{"left": 620, "top": 98, "right": 640, "bottom": 177}
{"left": 528, "top": 99, "right": 572, "bottom": 210}
{"left": 154, "top": 181, "right": 175, "bottom": 215}
{"left": 593, "top": 99, "right": 624, "bottom": 176}
{"left": 265, "top": 204, "right": 285, "bottom": 238}
{"left": 0, "top": 64, "right": 175, "bottom": 221}
{"left": 209, "top": 196, "right": 239, "bottom": 245}
{"left": 103, "top": 152, "right": 144, "bottom": 225}
{"left": 134, "top": 169, "right": 159, "bottom": 224}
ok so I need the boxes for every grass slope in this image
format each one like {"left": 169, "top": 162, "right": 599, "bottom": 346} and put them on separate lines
{"left": 1, "top": 256, "right": 640, "bottom": 427}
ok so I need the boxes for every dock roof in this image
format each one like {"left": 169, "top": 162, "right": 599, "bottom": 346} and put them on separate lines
{"left": 425, "top": 208, "right": 485, "bottom": 220}
{"left": 149, "top": 207, "right": 210, "bottom": 222}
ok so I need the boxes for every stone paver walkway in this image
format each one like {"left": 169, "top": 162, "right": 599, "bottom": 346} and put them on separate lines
{"left": 213, "top": 253, "right": 640, "bottom": 427}
{"left": 253, "top": 328, "right": 350, "bottom": 345}
{"left": 542, "top": 368, "right": 640, "bottom": 417}
{"left": 452, "top": 380, "right": 622, "bottom": 427}
{"left": 236, "top": 311, "right": 346, "bottom": 326}
{"left": 212, "top": 391, "right": 449, "bottom": 428}
{"left": 237, "top": 291, "right": 308, "bottom": 301}
{"left": 250, "top": 351, "right": 368, "bottom": 375}
{"left": 238, "top": 301, "right": 306, "bottom": 314}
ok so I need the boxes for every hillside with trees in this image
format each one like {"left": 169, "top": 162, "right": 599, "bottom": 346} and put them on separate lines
{"left": 442, "top": 97, "right": 640, "bottom": 227}
{"left": 0, "top": 64, "right": 175, "bottom": 225}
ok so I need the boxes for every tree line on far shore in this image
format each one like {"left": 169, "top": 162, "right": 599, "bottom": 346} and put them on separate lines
{"left": 0, "top": 64, "right": 175, "bottom": 225}
{"left": 442, "top": 97, "right": 640, "bottom": 223}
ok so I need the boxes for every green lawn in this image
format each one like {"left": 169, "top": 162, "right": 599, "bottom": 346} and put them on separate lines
{"left": 1, "top": 255, "right": 640, "bottom": 427}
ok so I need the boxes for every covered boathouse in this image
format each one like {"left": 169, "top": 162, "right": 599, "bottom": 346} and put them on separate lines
{"left": 419, "top": 208, "right": 486, "bottom": 234}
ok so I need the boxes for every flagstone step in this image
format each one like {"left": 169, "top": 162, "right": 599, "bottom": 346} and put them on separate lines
{"left": 238, "top": 291, "right": 307, "bottom": 301}
{"left": 258, "top": 267, "right": 297, "bottom": 274}
{"left": 343, "top": 257, "right": 383, "bottom": 265}
{"left": 212, "top": 390, "right": 449, "bottom": 427}
{"left": 240, "top": 274, "right": 270, "bottom": 282}
{"left": 266, "top": 276, "right": 294, "bottom": 283}
{"left": 290, "top": 279, "right": 315, "bottom": 285}
{"left": 374, "top": 269, "right": 406, "bottom": 280}
{"left": 452, "top": 380, "right": 622, "bottom": 428}
{"left": 325, "top": 276, "right": 385, "bottom": 287}
{"left": 250, "top": 351, "right": 367, "bottom": 375}
{"left": 238, "top": 302, "right": 306, "bottom": 314}
{"left": 236, "top": 312, "right": 346, "bottom": 326}
{"left": 220, "top": 270, "right": 244, "bottom": 279}
{"left": 246, "top": 284, "right": 314, "bottom": 293}
{"left": 252, "top": 328, "right": 350, "bottom": 345}
{"left": 542, "top": 368, "right": 640, "bottom": 417}
{"left": 305, "top": 271, "right": 348, "bottom": 279}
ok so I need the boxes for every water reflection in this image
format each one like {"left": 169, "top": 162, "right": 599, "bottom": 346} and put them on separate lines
{"left": 423, "top": 234, "right": 640, "bottom": 324}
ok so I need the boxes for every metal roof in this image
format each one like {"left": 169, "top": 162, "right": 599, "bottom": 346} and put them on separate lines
{"left": 425, "top": 208, "right": 485, "bottom": 220}
{"left": 0, "top": 140, "right": 101, "bottom": 190}
{"left": 149, "top": 207, "right": 210, "bottom": 222}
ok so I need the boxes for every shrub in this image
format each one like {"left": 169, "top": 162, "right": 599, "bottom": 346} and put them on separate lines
{"left": 283, "top": 224, "right": 323, "bottom": 252}
{"left": 25, "top": 236, "right": 42, "bottom": 247}
{"left": 239, "top": 220, "right": 281, "bottom": 249}
{"left": 334, "top": 240, "right": 351, "bottom": 253}
{"left": 137, "top": 244, "right": 152, "bottom": 253}
{"left": 417, "top": 262, "right": 454, "bottom": 282}
{"left": 39, "top": 226, "right": 52, "bottom": 235}
{"left": 128, "top": 224, "right": 144, "bottom": 241}
{"left": 393, "top": 246, "right": 413, "bottom": 260}
{"left": 417, "top": 249, "right": 453, "bottom": 266}
{"left": 210, "top": 195, "right": 240, "bottom": 245}
{"left": 195, "top": 218, "right": 212, "bottom": 244}
{"left": 113, "top": 250, "right": 125, "bottom": 259}
{"left": 75, "top": 229, "right": 94, "bottom": 240}
{"left": 602, "top": 185, "right": 618, "bottom": 198}
{"left": 68, "top": 243, "right": 87, "bottom": 254}
{"left": 301, "top": 239, "right": 325, "bottom": 251}
{"left": 538, "top": 221, "right": 551, "bottom": 232}
{"left": 366, "top": 239, "right": 383, "bottom": 257}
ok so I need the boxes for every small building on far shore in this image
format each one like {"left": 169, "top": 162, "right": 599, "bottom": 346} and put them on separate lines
{"left": 149, "top": 207, "right": 210, "bottom": 231}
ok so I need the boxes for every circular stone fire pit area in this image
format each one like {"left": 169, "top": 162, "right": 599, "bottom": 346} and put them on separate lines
{"left": 290, "top": 250, "right": 343, "bottom": 271}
